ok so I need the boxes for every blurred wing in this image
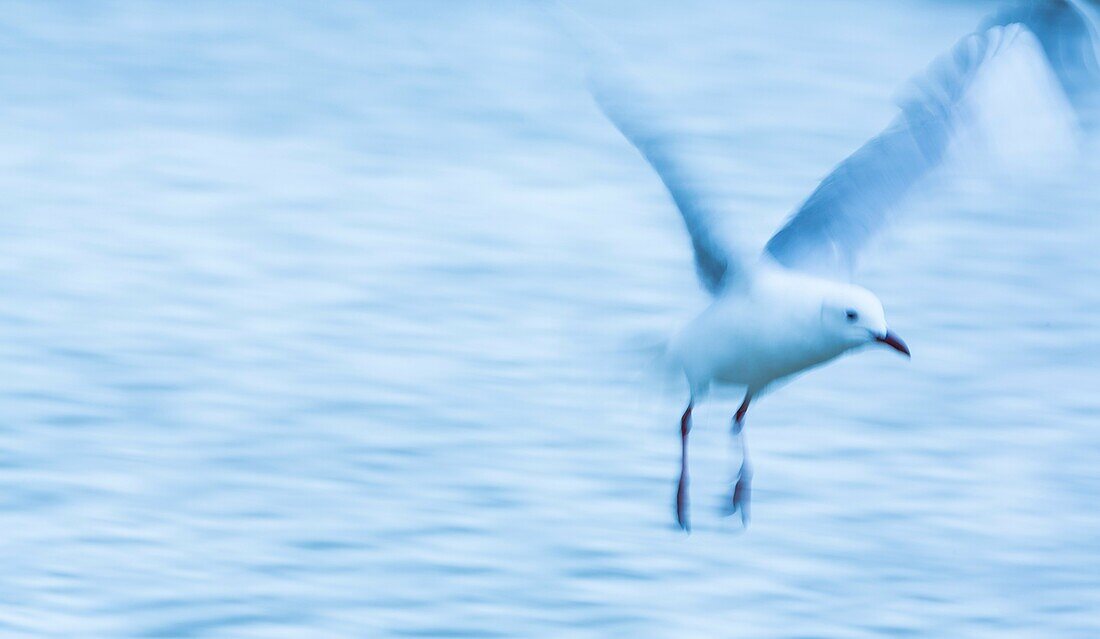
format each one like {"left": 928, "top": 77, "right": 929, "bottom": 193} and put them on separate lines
{"left": 984, "top": 0, "right": 1100, "bottom": 126}
{"left": 558, "top": 7, "right": 746, "bottom": 295}
{"left": 765, "top": 13, "right": 1095, "bottom": 278}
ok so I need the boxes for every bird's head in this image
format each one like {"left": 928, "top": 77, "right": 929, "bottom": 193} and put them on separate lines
{"left": 820, "top": 285, "right": 909, "bottom": 358}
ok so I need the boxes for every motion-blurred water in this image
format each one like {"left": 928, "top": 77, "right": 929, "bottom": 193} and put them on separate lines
{"left": 1, "top": 1, "right": 1099, "bottom": 636}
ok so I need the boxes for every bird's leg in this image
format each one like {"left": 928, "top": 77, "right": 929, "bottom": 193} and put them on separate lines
{"left": 675, "top": 402, "right": 693, "bottom": 532}
{"left": 728, "top": 394, "right": 753, "bottom": 526}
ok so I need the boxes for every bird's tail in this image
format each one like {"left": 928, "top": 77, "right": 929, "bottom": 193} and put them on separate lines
{"left": 616, "top": 331, "right": 687, "bottom": 398}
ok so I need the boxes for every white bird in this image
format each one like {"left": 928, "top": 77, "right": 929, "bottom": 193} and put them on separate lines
{"left": 570, "top": 0, "right": 1100, "bottom": 531}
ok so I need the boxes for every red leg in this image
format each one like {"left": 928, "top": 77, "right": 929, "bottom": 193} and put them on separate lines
{"left": 676, "top": 403, "right": 693, "bottom": 532}
{"left": 733, "top": 395, "right": 750, "bottom": 433}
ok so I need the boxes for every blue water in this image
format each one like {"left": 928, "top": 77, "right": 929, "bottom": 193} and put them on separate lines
{"left": 1, "top": 1, "right": 1099, "bottom": 636}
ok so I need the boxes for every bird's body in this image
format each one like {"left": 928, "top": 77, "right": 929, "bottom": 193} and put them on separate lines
{"left": 565, "top": 0, "right": 1100, "bottom": 531}
{"left": 671, "top": 267, "right": 878, "bottom": 396}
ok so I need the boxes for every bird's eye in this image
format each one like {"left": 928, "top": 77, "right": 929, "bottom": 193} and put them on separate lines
{"left": 845, "top": 309, "right": 859, "bottom": 322}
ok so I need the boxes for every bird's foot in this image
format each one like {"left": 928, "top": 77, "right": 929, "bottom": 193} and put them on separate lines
{"left": 722, "top": 467, "right": 752, "bottom": 527}
{"left": 675, "top": 472, "right": 690, "bottom": 533}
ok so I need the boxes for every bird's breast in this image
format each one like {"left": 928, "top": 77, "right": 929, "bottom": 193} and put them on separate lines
{"left": 672, "top": 292, "right": 845, "bottom": 391}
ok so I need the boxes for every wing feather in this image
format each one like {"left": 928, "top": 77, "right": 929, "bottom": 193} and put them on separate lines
{"left": 558, "top": 5, "right": 746, "bottom": 294}
{"left": 766, "top": 5, "right": 1097, "bottom": 277}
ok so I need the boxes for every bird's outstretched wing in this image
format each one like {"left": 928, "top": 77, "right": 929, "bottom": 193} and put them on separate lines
{"left": 561, "top": 8, "right": 746, "bottom": 295}
{"left": 984, "top": 0, "right": 1100, "bottom": 125}
{"left": 765, "top": 4, "right": 1099, "bottom": 278}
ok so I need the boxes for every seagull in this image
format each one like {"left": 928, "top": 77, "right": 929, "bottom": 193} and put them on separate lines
{"left": 568, "top": 0, "right": 1100, "bottom": 531}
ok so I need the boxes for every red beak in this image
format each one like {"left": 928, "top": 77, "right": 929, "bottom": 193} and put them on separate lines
{"left": 875, "top": 330, "right": 910, "bottom": 358}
